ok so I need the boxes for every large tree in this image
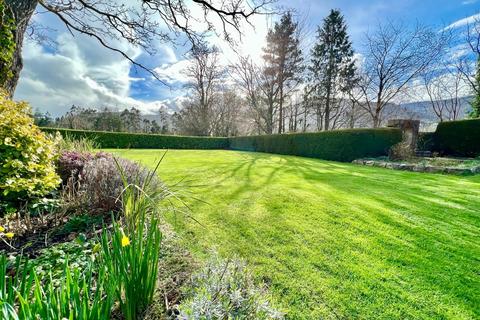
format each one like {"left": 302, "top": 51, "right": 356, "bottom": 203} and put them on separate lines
{"left": 1, "top": 0, "right": 274, "bottom": 97}
{"left": 232, "top": 55, "right": 277, "bottom": 134}
{"left": 309, "top": 9, "right": 356, "bottom": 131}
{"left": 175, "top": 44, "right": 224, "bottom": 136}
{"left": 457, "top": 18, "right": 480, "bottom": 118}
{"left": 422, "top": 65, "right": 465, "bottom": 122}
{"left": 263, "top": 11, "right": 303, "bottom": 133}
{"left": 359, "top": 23, "right": 446, "bottom": 127}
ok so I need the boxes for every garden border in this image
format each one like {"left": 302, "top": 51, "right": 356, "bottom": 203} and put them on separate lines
{"left": 352, "top": 159, "right": 480, "bottom": 175}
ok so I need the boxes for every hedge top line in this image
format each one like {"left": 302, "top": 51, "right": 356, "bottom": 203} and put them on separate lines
{"left": 232, "top": 127, "right": 400, "bottom": 139}
{"left": 41, "top": 127, "right": 229, "bottom": 140}
{"left": 42, "top": 126, "right": 400, "bottom": 140}
{"left": 437, "top": 118, "right": 480, "bottom": 125}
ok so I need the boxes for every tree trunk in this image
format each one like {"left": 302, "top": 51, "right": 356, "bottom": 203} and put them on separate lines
{"left": 316, "top": 104, "right": 323, "bottom": 131}
{"left": 278, "top": 84, "right": 283, "bottom": 134}
{"left": 349, "top": 101, "right": 356, "bottom": 129}
{"left": 2, "top": 0, "right": 37, "bottom": 97}
{"left": 373, "top": 104, "right": 381, "bottom": 128}
{"left": 373, "top": 89, "right": 383, "bottom": 128}
{"left": 303, "top": 102, "right": 307, "bottom": 132}
{"left": 324, "top": 90, "right": 331, "bottom": 131}
{"left": 267, "top": 98, "right": 274, "bottom": 134}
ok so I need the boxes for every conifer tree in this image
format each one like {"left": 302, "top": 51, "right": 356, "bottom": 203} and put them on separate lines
{"left": 263, "top": 12, "right": 304, "bottom": 133}
{"left": 310, "top": 9, "right": 356, "bottom": 130}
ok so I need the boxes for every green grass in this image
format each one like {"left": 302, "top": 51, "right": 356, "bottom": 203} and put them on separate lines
{"left": 112, "top": 149, "right": 480, "bottom": 320}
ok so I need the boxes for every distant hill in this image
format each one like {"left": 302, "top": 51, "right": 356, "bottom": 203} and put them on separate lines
{"left": 398, "top": 97, "right": 471, "bottom": 121}
{"left": 387, "top": 96, "right": 472, "bottom": 130}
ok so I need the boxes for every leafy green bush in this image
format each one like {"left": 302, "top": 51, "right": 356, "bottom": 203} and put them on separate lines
{"left": 434, "top": 119, "right": 480, "bottom": 157}
{"left": 0, "top": 92, "right": 60, "bottom": 207}
{"left": 41, "top": 127, "right": 229, "bottom": 149}
{"left": 177, "top": 253, "right": 283, "bottom": 319}
{"left": 229, "top": 128, "right": 402, "bottom": 162}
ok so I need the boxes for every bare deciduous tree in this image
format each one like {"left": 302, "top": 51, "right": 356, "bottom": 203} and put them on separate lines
{"left": 456, "top": 17, "right": 480, "bottom": 117}
{"left": 176, "top": 44, "right": 224, "bottom": 136}
{"left": 231, "top": 56, "right": 277, "bottom": 134}
{"left": 423, "top": 66, "right": 465, "bottom": 122}
{"left": 210, "top": 88, "right": 245, "bottom": 136}
{"left": 2, "top": 0, "right": 275, "bottom": 97}
{"left": 358, "top": 23, "right": 447, "bottom": 127}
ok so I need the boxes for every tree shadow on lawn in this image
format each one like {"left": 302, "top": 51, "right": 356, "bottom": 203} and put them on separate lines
{"left": 187, "top": 151, "right": 480, "bottom": 318}
{"left": 122, "top": 150, "right": 480, "bottom": 318}
{"left": 206, "top": 151, "right": 480, "bottom": 210}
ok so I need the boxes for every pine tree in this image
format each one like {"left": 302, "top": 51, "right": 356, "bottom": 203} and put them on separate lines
{"left": 263, "top": 12, "right": 304, "bottom": 134}
{"left": 309, "top": 9, "right": 356, "bottom": 130}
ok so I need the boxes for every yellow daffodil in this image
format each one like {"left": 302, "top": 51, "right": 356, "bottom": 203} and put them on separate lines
{"left": 0, "top": 226, "right": 4, "bottom": 233}
{"left": 5, "top": 232, "right": 14, "bottom": 239}
{"left": 121, "top": 235, "right": 130, "bottom": 247}
{"left": 92, "top": 243, "right": 101, "bottom": 254}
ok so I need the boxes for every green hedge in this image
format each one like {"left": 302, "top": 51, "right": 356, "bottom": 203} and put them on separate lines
{"left": 41, "top": 128, "right": 229, "bottom": 149}
{"left": 417, "top": 132, "right": 437, "bottom": 151}
{"left": 434, "top": 119, "right": 480, "bottom": 157}
{"left": 229, "top": 128, "right": 402, "bottom": 162}
{"left": 43, "top": 127, "right": 403, "bottom": 162}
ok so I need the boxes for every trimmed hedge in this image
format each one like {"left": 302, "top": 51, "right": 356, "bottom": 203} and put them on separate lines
{"left": 43, "top": 127, "right": 403, "bottom": 162}
{"left": 417, "top": 132, "right": 436, "bottom": 151}
{"left": 41, "top": 128, "right": 229, "bottom": 149}
{"left": 229, "top": 128, "right": 402, "bottom": 162}
{"left": 434, "top": 119, "right": 480, "bottom": 157}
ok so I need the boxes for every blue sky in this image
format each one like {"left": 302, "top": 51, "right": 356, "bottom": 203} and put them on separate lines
{"left": 14, "top": 0, "right": 480, "bottom": 116}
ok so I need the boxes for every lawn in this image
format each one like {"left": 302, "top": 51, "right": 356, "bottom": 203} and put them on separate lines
{"left": 114, "top": 149, "right": 480, "bottom": 320}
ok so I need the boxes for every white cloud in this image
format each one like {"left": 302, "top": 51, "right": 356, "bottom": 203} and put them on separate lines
{"left": 154, "top": 59, "right": 191, "bottom": 84}
{"left": 447, "top": 44, "right": 471, "bottom": 60}
{"left": 444, "top": 13, "right": 480, "bottom": 30}
{"left": 462, "top": 0, "right": 478, "bottom": 5}
{"left": 152, "top": 11, "right": 272, "bottom": 89}
{"left": 14, "top": 32, "right": 177, "bottom": 116}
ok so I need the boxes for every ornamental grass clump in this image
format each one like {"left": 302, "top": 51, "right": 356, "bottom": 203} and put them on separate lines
{"left": 0, "top": 255, "right": 27, "bottom": 319}
{"left": 99, "top": 158, "right": 164, "bottom": 320}
{"left": 100, "top": 214, "right": 161, "bottom": 320}
{"left": 57, "top": 134, "right": 99, "bottom": 153}
{"left": 16, "top": 262, "right": 114, "bottom": 319}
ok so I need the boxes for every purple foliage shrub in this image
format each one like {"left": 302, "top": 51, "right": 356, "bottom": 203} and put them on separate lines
{"left": 57, "top": 151, "right": 110, "bottom": 185}
{"left": 80, "top": 157, "right": 163, "bottom": 213}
